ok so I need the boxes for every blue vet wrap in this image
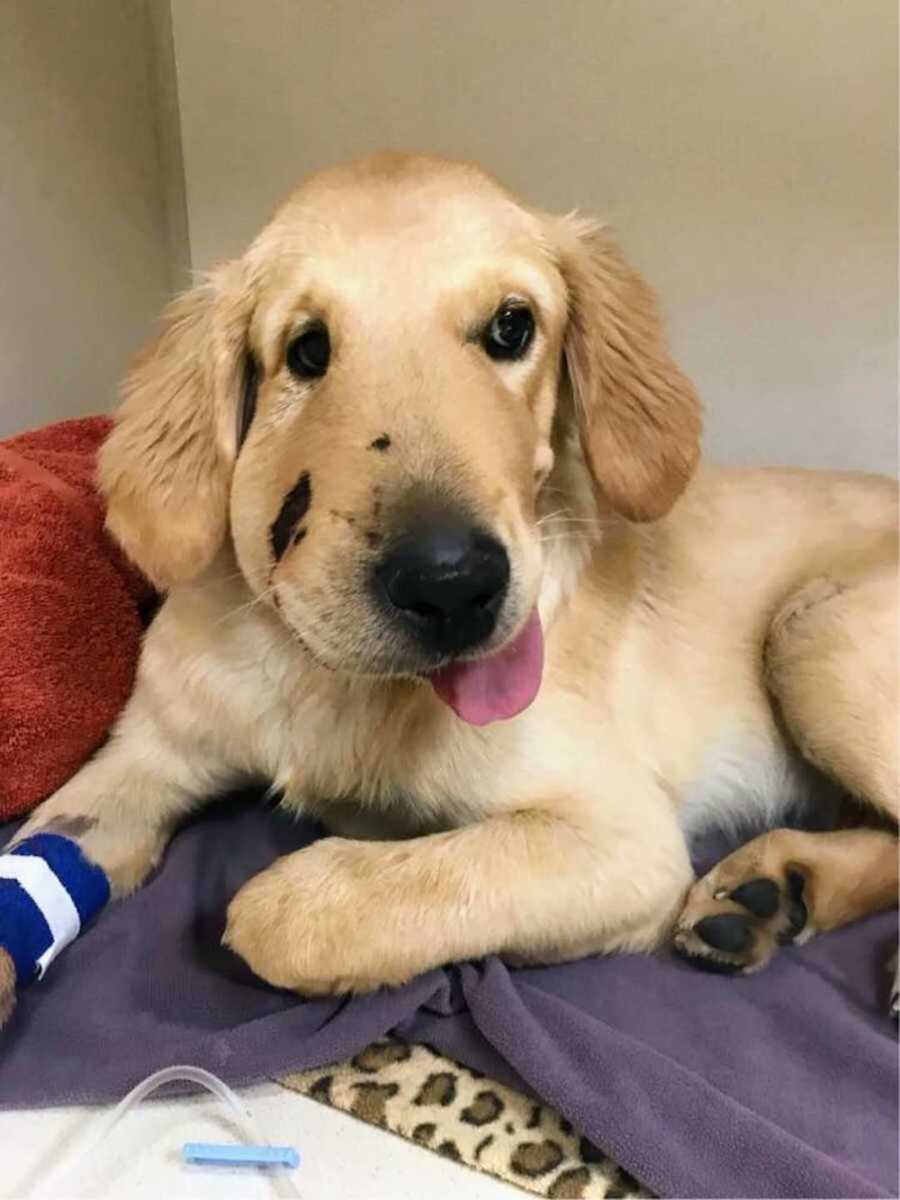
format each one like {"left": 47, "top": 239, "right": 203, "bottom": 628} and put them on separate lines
{"left": 0, "top": 834, "right": 110, "bottom": 985}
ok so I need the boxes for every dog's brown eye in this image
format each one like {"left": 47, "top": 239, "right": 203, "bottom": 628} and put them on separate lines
{"left": 286, "top": 322, "right": 330, "bottom": 379}
{"left": 483, "top": 304, "right": 535, "bottom": 361}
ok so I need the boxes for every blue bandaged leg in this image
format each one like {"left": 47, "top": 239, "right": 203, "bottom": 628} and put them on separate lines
{"left": 0, "top": 834, "right": 110, "bottom": 984}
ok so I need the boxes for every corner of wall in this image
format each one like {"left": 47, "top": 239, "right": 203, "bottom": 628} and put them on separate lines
{"left": 144, "top": 0, "right": 193, "bottom": 294}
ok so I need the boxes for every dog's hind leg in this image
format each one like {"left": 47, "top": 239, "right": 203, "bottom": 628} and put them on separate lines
{"left": 675, "top": 567, "right": 899, "bottom": 1007}
{"left": 764, "top": 568, "right": 898, "bottom": 822}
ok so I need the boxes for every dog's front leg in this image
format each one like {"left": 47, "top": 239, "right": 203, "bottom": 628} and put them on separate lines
{"left": 1, "top": 668, "right": 233, "bottom": 1025}
{"left": 224, "top": 798, "right": 693, "bottom": 995}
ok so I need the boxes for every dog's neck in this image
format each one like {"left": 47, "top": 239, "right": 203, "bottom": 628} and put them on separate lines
{"left": 535, "top": 424, "right": 608, "bottom": 629}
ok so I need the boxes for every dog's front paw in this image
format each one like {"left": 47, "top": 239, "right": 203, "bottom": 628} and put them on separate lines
{"left": 223, "top": 839, "right": 426, "bottom": 996}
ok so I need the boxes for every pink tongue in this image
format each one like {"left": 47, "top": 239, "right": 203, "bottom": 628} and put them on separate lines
{"left": 430, "top": 610, "right": 544, "bottom": 725}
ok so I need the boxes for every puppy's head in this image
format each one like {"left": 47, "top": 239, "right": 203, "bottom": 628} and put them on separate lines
{"left": 100, "top": 152, "right": 700, "bottom": 723}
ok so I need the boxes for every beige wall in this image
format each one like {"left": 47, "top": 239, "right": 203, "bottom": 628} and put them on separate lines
{"left": 0, "top": 0, "right": 177, "bottom": 437}
{"left": 3, "top": 1, "right": 894, "bottom": 470}
{"left": 171, "top": 0, "right": 898, "bottom": 474}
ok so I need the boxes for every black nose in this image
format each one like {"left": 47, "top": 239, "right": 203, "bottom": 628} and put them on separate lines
{"left": 375, "top": 516, "right": 510, "bottom": 655}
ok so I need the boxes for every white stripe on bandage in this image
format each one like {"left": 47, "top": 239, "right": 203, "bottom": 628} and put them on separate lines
{"left": 0, "top": 854, "right": 82, "bottom": 977}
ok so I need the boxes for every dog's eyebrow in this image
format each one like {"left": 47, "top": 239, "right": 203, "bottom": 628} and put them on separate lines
{"left": 270, "top": 471, "right": 312, "bottom": 563}
{"left": 236, "top": 353, "right": 259, "bottom": 453}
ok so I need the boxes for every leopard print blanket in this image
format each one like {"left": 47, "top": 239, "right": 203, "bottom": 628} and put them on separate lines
{"left": 279, "top": 1041, "right": 650, "bottom": 1198}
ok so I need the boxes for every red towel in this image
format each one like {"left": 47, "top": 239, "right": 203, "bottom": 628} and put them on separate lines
{"left": 0, "top": 416, "right": 155, "bottom": 819}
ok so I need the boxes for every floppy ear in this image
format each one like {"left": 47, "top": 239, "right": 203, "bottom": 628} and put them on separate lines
{"left": 555, "top": 216, "right": 702, "bottom": 522}
{"left": 98, "top": 264, "right": 253, "bottom": 588}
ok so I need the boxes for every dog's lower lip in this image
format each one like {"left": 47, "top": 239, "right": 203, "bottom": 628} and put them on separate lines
{"left": 422, "top": 644, "right": 497, "bottom": 677}
{"left": 418, "top": 620, "right": 523, "bottom": 677}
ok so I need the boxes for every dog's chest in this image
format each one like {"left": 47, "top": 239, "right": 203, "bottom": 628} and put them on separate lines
{"left": 267, "top": 679, "right": 492, "bottom": 828}
{"left": 678, "top": 733, "right": 845, "bottom": 842}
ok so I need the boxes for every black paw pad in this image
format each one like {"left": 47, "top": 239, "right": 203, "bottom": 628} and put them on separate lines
{"left": 777, "top": 870, "right": 808, "bottom": 944}
{"left": 694, "top": 913, "right": 753, "bottom": 954}
{"left": 730, "top": 878, "right": 780, "bottom": 918}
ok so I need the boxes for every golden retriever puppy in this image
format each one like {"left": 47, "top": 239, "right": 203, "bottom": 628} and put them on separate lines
{"left": 4, "top": 152, "right": 897, "bottom": 1018}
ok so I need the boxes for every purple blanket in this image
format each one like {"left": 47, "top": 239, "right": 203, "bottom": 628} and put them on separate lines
{"left": 0, "top": 794, "right": 896, "bottom": 1198}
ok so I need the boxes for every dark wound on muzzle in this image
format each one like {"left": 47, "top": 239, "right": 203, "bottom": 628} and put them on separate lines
{"left": 236, "top": 353, "right": 259, "bottom": 452}
{"left": 270, "top": 471, "right": 312, "bottom": 562}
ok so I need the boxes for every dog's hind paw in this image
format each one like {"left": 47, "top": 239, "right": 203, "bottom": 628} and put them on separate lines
{"left": 674, "top": 839, "right": 812, "bottom": 976}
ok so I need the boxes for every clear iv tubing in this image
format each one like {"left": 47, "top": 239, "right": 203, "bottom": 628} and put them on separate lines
{"left": 32, "top": 1064, "right": 301, "bottom": 1198}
